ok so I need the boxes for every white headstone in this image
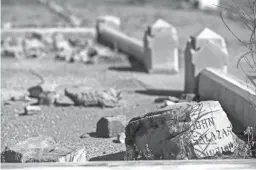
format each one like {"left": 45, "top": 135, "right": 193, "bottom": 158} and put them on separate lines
{"left": 144, "top": 19, "right": 179, "bottom": 73}
{"left": 195, "top": 27, "right": 226, "bottom": 49}
{"left": 192, "top": 40, "right": 229, "bottom": 74}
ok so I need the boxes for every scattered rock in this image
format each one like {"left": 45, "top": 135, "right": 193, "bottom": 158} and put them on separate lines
{"left": 23, "top": 38, "right": 45, "bottom": 58}
{"left": 160, "top": 100, "right": 176, "bottom": 108}
{"left": 1, "top": 136, "right": 73, "bottom": 163}
{"left": 28, "top": 83, "right": 57, "bottom": 99}
{"left": 180, "top": 93, "right": 197, "bottom": 102}
{"left": 38, "top": 91, "right": 59, "bottom": 106}
{"left": 80, "top": 133, "right": 90, "bottom": 139}
{"left": 58, "top": 147, "right": 87, "bottom": 163}
{"left": 125, "top": 101, "right": 244, "bottom": 160}
{"left": 117, "top": 132, "right": 126, "bottom": 144}
{"left": 54, "top": 95, "right": 74, "bottom": 106}
{"left": 96, "top": 115, "right": 126, "bottom": 138}
{"left": 23, "top": 105, "right": 41, "bottom": 115}
{"left": 64, "top": 87, "right": 121, "bottom": 108}
{"left": 1, "top": 37, "right": 24, "bottom": 58}
{"left": 154, "top": 96, "right": 180, "bottom": 103}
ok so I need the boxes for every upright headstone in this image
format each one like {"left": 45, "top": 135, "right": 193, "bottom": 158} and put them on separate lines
{"left": 96, "top": 15, "right": 121, "bottom": 52}
{"left": 144, "top": 19, "right": 179, "bottom": 74}
{"left": 184, "top": 28, "right": 228, "bottom": 93}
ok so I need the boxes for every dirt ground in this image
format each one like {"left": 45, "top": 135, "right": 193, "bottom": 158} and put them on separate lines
{"left": 1, "top": 49, "right": 187, "bottom": 161}
{"left": 1, "top": 0, "right": 254, "bottom": 161}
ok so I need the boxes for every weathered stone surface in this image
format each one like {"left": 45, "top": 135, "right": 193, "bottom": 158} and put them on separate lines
{"left": 38, "top": 91, "right": 59, "bottom": 106}
{"left": 28, "top": 83, "right": 57, "bottom": 99}
{"left": 1, "top": 136, "right": 73, "bottom": 163}
{"left": 125, "top": 101, "right": 242, "bottom": 160}
{"left": 64, "top": 87, "right": 121, "bottom": 108}
{"left": 58, "top": 147, "right": 87, "bottom": 163}
{"left": 96, "top": 115, "right": 126, "bottom": 138}
{"left": 23, "top": 38, "right": 45, "bottom": 58}
{"left": 54, "top": 95, "right": 74, "bottom": 106}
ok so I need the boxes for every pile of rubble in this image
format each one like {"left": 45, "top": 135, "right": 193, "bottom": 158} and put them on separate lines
{"left": 1, "top": 32, "right": 115, "bottom": 64}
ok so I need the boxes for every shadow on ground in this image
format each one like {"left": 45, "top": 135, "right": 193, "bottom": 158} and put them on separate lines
{"left": 135, "top": 89, "right": 183, "bottom": 97}
{"left": 108, "top": 56, "right": 146, "bottom": 73}
{"left": 89, "top": 151, "right": 125, "bottom": 161}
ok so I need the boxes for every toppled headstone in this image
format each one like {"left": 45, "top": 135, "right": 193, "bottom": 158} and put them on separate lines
{"left": 96, "top": 115, "right": 126, "bottom": 138}
{"left": 125, "top": 101, "right": 245, "bottom": 160}
{"left": 64, "top": 87, "right": 121, "bottom": 108}
{"left": 1, "top": 136, "right": 73, "bottom": 163}
{"left": 58, "top": 147, "right": 87, "bottom": 163}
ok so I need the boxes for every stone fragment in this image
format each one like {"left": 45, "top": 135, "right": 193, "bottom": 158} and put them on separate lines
{"left": 64, "top": 87, "right": 121, "bottom": 108}
{"left": 96, "top": 115, "right": 126, "bottom": 138}
{"left": 1, "top": 136, "right": 72, "bottom": 163}
{"left": 125, "top": 101, "right": 242, "bottom": 160}
{"left": 117, "top": 132, "right": 126, "bottom": 144}
{"left": 38, "top": 91, "right": 59, "bottom": 106}
{"left": 179, "top": 93, "right": 196, "bottom": 102}
{"left": 24, "top": 105, "right": 41, "bottom": 115}
{"left": 23, "top": 38, "right": 45, "bottom": 58}
{"left": 28, "top": 83, "right": 57, "bottom": 99}
{"left": 58, "top": 147, "right": 87, "bottom": 163}
{"left": 54, "top": 95, "right": 74, "bottom": 106}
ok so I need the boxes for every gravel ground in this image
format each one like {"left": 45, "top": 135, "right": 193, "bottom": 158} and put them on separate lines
{"left": 1, "top": 51, "right": 186, "bottom": 161}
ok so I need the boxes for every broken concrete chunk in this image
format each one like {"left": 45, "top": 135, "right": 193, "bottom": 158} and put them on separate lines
{"left": 125, "top": 101, "right": 243, "bottom": 160}
{"left": 1, "top": 136, "right": 72, "bottom": 163}
{"left": 64, "top": 87, "right": 121, "bottom": 108}
{"left": 96, "top": 115, "right": 126, "bottom": 138}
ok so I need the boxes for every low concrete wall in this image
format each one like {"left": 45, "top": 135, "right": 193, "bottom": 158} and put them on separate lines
{"left": 197, "top": 68, "right": 256, "bottom": 134}
{"left": 98, "top": 25, "right": 145, "bottom": 67}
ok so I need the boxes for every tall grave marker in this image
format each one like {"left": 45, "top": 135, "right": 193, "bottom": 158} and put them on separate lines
{"left": 144, "top": 19, "right": 179, "bottom": 74}
{"left": 184, "top": 27, "right": 229, "bottom": 93}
